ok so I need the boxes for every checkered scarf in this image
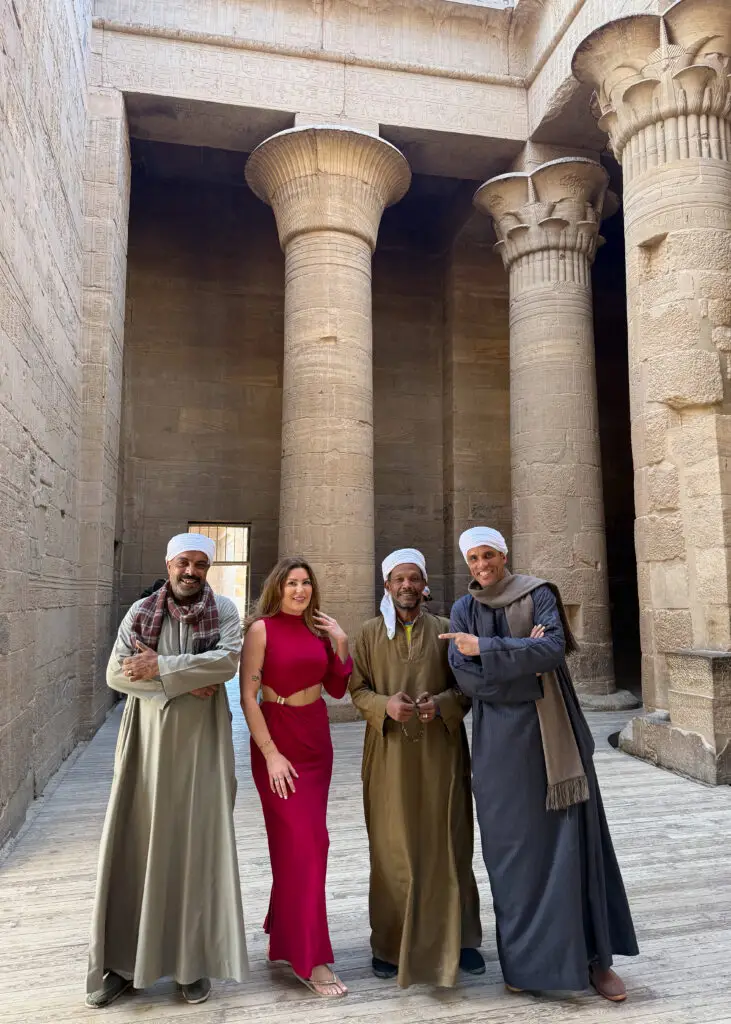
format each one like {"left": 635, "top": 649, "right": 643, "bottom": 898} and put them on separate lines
{"left": 130, "top": 580, "right": 220, "bottom": 654}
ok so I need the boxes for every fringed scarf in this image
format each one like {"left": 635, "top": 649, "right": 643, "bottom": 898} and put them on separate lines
{"left": 468, "top": 571, "right": 589, "bottom": 812}
{"left": 130, "top": 580, "right": 220, "bottom": 654}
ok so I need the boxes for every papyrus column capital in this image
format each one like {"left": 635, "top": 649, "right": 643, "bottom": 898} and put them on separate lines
{"left": 572, "top": 0, "right": 731, "bottom": 179}
{"left": 474, "top": 157, "right": 609, "bottom": 287}
{"left": 245, "top": 125, "right": 411, "bottom": 250}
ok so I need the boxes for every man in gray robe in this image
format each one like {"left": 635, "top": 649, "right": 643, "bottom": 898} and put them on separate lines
{"left": 86, "top": 533, "right": 248, "bottom": 1008}
{"left": 441, "top": 526, "right": 638, "bottom": 1002}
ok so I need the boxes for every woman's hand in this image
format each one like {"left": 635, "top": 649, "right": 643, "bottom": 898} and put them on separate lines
{"left": 313, "top": 611, "right": 347, "bottom": 644}
{"left": 266, "top": 751, "right": 299, "bottom": 800}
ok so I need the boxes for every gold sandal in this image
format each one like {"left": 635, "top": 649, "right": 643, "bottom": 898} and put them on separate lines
{"left": 294, "top": 968, "right": 348, "bottom": 998}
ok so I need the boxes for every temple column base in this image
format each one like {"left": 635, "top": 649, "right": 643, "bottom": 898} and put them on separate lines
{"left": 619, "top": 651, "right": 731, "bottom": 785}
{"left": 579, "top": 689, "right": 641, "bottom": 712}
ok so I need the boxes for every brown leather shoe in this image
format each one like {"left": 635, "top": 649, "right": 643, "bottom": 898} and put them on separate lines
{"left": 590, "top": 966, "right": 627, "bottom": 1002}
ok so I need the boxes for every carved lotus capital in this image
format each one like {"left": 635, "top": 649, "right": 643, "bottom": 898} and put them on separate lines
{"left": 473, "top": 157, "right": 609, "bottom": 270}
{"left": 245, "top": 126, "right": 411, "bottom": 250}
{"left": 572, "top": 0, "right": 731, "bottom": 169}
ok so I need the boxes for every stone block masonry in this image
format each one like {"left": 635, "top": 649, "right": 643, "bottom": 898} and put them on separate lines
{"left": 574, "top": 0, "right": 731, "bottom": 780}
{"left": 0, "top": 0, "right": 93, "bottom": 845}
{"left": 79, "top": 88, "right": 130, "bottom": 739}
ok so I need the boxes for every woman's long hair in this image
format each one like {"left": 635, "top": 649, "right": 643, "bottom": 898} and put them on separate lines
{"left": 244, "top": 556, "right": 322, "bottom": 636}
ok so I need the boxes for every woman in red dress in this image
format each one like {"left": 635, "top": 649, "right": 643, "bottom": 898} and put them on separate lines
{"left": 240, "top": 557, "right": 352, "bottom": 998}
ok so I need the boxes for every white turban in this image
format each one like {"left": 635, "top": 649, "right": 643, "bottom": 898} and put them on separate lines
{"left": 380, "top": 548, "right": 428, "bottom": 640}
{"left": 458, "top": 527, "right": 508, "bottom": 561}
{"left": 166, "top": 532, "right": 216, "bottom": 565}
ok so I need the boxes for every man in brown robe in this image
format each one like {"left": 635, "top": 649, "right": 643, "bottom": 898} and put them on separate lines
{"left": 349, "top": 548, "right": 483, "bottom": 988}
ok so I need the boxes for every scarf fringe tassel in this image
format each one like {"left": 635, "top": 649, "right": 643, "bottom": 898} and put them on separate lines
{"left": 546, "top": 775, "right": 590, "bottom": 812}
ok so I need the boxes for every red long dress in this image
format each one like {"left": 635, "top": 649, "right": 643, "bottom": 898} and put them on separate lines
{"left": 251, "top": 612, "right": 352, "bottom": 979}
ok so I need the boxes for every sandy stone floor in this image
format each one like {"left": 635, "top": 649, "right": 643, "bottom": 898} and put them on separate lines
{"left": 2, "top": 683, "right": 731, "bottom": 1022}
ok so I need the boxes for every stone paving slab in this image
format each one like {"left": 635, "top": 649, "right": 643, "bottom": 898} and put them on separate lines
{"left": 1, "top": 686, "right": 731, "bottom": 1021}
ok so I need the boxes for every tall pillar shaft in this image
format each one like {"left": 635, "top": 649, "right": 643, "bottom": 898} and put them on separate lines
{"left": 573, "top": 0, "right": 731, "bottom": 782}
{"left": 475, "top": 159, "right": 617, "bottom": 696}
{"left": 246, "top": 127, "right": 410, "bottom": 634}
{"left": 279, "top": 230, "right": 373, "bottom": 609}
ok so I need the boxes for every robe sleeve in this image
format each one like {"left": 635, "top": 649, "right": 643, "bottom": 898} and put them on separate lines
{"left": 106, "top": 599, "right": 242, "bottom": 702}
{"left": 106, "top": 604, "right": 168, "bottom": 702}
{"left": 447, "top": 598, "right": 487, "bottom": 697}
{"left": 321, "top": 638, "right": 353, "bottom": 699}
{"left": 477, "top": 585, "right": 565, "bottom": 680}
{"left": 431, "top": 625, "right": 471, "bottom": 733}
{"left": 432, "top": 685, "right": 471, "bottom": 734}
{"left": 157, "top": 599, "right": 242, "bottom": 699}
{"left": 349, "top": 627, "right": 390, "bottom": 734}
{"left": 448, "top": 589, "right": 561, "bottom": 703}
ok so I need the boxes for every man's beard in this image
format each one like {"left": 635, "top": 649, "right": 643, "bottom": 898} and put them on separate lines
{"left": 393, "top": 590, "right": 419, "bottom": 610}
{"left": 170, "top": 575, "right": 203, "bottom": 601}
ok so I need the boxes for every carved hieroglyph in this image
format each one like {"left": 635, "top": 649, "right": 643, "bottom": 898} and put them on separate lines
{"left": 246, "top": 127, "right": 411, "bottom": 634}
{"left": 573, "top": 0, "right": 731, "bottom": 774}
{"left": 474, "top": 158, "right": 616, "bottom": 696}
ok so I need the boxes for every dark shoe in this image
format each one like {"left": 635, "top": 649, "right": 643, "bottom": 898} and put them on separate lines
{"left": 459, "top": 947, "right": 486, "bottom": 975}
{"left": 85, "top": 971, "right": 132, "bottom": 1008}
{"left": 590, "top": 966, "right": 627, "bottom": 1002}
{"left": 372, "top": 957, "right": 398, "bottom": 979}
{"left": 181, "top": 978, "right": 212, "bottom": 1004}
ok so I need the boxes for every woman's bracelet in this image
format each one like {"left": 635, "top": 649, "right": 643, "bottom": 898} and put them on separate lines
{"left": 259, "top": 738, "right": 275, "bottom": 755}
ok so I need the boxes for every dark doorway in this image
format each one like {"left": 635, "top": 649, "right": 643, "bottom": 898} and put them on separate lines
{"left": 593, "top": 164, "right": 641, "bottom": 698}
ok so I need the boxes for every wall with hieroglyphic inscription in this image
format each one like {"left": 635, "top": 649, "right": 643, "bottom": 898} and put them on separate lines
{"left": 0, "top": 0, "right": 94, "bottom": 846}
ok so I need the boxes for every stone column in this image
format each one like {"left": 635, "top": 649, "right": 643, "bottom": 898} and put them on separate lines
{"left": 573, "top": 0, "right": 731, "bottom": 782}
{"left": 80, "top": 88, "right": 131, "bottom": 734}
{"left": 475, "top": 158, "right": 631, "bottom": 705}
{"left": 245, "top": 127, "right": 410, "bottom": 635}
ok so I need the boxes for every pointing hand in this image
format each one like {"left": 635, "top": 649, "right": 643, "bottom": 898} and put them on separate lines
{"left": 439, "top": 632, "right": 480, "bottom": 656}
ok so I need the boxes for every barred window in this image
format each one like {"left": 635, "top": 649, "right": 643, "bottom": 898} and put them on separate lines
{"left": 188, "top": 523, "right": 250, "bottom": 621}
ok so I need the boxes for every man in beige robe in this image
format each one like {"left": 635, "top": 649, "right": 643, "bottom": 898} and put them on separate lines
{"left": 86, "top": 533, "right": 248, "bottom": 1008}
{"left": 349, "top": 548, "right": 482, "bottom": 988}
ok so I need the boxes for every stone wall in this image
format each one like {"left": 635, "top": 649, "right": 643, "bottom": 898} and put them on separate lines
{"left": 120, "top": 146, "right": 284, "bottom": 610}
{"left": 0, "top": 0, "right": 92, "bottom": 845}
{"left": 374, "top": 247, "right": 446, "bottom": 610}
{"left": 80, "top": 88, "right": 130, "bottom": 737}
{"left": 94, "top": 0, "right": 514, "bottom": 81}
{"left": 443, "top": 228, "right": 512, "bottom": 605}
